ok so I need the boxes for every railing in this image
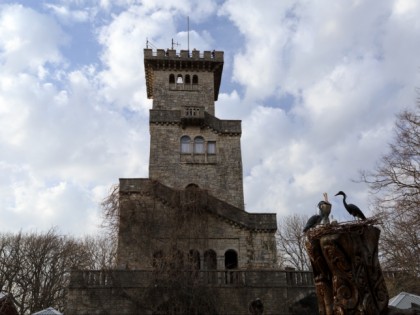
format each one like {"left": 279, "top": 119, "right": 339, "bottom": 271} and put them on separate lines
{"left": 70, "top": 269, "right": 315, "bottom": 288}
{"left": 181, "top": 106, "right": 204, "bottom": 119}
{"left": 285, "top": 270, "right": 314, "bottom": 286}
{"left": 149, "top": 110, "right": 241, "bottom": 134}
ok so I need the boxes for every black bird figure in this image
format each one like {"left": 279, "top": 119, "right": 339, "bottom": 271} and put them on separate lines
{"left": 335, "top": 191, "right": 366, "bottom": 220}
{"left": 303, "top": 213, "right": 322, "bottom": 232}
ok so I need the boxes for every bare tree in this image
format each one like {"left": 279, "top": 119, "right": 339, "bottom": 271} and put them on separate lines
{"left": 276, "top": 214, "right": 310, "bottom": 270}
{"left": 360, "top": 103, "right": 420, "bottom": 295}
{"left": 0, "top": 229, "right": 95, "bottom": 315}
{"left": 81, "top": 234, "right": 117, "bottom": 270}
{"left": 100, "top": 184, "right": 120, "bottom": 242}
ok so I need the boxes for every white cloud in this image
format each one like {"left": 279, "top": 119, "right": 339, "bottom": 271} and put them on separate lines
{"left": 0, "top": 4, "right": 68, "bottom": 74}
{"left": 219, "top": 0, "right": 420, "bottom": 221}
{"left": 44, "top": 3, "right": 90, "bottom": 23}
{"left": 1, "top": 0, "right": 420, "bottom": 236}
{"left": 0, "top": 3, "right": 152, "bottom": 235}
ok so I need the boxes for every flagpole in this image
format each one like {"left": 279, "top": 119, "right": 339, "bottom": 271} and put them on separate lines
{"left": 187, "top": 16, "right": 190, "bottom": 52}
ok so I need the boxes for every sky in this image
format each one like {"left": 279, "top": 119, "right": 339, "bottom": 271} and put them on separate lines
{"left": 0, "top": 0, "right": 419, "bottom": 236}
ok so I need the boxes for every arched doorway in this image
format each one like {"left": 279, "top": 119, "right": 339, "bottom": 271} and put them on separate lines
{"left": 224, "top": 249, "right": 238, "bottom": 284}
{"left": 224, "top": 249, "right": 238, "bottom": 269}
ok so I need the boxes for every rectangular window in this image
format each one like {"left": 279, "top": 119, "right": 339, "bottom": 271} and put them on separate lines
{"left": 207, "top": 141, "right": 216, "bottom": 154}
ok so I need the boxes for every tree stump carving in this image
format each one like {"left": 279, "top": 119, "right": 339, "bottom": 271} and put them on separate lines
{"left": 305, "top": 222, "right": 389, "bottom": 315}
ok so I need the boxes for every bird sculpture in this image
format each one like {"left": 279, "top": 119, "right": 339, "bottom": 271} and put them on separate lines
{"left": 303, "top": 193, "right": 332, "bottom": 233}
{"left": 303, "top": 213, "right": 322, "bottom": 233}
{"left": 335, "top": 191, "right": 366, "bottom": 220}
{"left": 318, "top": 200, "right": 332, "bottom": 224}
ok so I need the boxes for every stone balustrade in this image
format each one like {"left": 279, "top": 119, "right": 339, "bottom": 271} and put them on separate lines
{"left": 69, "top": 269, "right": 315, "bottom": 288}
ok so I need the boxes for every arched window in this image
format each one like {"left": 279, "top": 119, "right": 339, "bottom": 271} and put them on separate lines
{"left": 180, "top": 136, "right": 191, "bottom": 153}
{"left": 194, "top": 136, "right": 204, "bottom": 154}
{"left": 169, "top": 74, "right": 175, "bottom": 84}
{"left": 176, "top": 74, "right": 183, "bottom": 84}
{"left": 186, "top": 183, "right": 199, "bottom": 190}
{"left": 224, "top": 249, "right": 238, "bottom": 284}
{"left": 192, "top": 75, "right": 198, "bottom": 84}
{"left": 185, "top": 74, "right": 191, "bottom": 84}
{"left": 224, "top": 249, "right": 238, "bottom": 269}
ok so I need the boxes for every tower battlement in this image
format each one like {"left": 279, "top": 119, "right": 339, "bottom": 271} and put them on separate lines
{"left": 144, "top": 48, "right": 224, "bottom": 101}
{"left": 144, "top": 48, "right": 223, "bottom": 61}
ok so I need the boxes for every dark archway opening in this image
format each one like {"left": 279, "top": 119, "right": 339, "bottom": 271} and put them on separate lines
{"left": 224, "top": 249, "right": 238, "bottom": 269}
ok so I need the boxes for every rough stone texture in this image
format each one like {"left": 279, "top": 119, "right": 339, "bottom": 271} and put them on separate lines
{"left": 149, "top": 123, "right": 244, "bottom": 209}
{"left": 146, "top": 48, "right": 244, "bottom": 209}
{"left": 116, "top": 179, "right": 277, "bottom": 270}
{"left": 67, "top": 269, "right": 315, "bottom": 315}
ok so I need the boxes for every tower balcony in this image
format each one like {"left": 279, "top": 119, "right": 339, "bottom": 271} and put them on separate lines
{"left": 181, "top": 105, "right": 205, "bottom": 126}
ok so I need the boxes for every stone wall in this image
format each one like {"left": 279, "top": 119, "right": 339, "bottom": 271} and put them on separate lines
{"left": 66, "top": 269, "right": 316, "bottom": 315}
{"left": 149, "top": 121, "right": 245, "bottom": 210}
{"left": 116, "top": 179, "right": 277, "bottom": 270}
{"left": 151, "top": 70, "right": 216, "bottom": 115}
{"left": 144, "top": 48, "right": 224, "bottom": 102}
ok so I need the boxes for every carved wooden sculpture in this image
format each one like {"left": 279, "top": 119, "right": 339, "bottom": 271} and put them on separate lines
{"left": 305, "top": 221, "right": 389, "bottom": 315}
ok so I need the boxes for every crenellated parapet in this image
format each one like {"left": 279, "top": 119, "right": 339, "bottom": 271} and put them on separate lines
{"left": 144, "top": 48, "right": 224, "bottom": 100}
{"left": 144, "top": 48, "right": 224, "bottom": 61}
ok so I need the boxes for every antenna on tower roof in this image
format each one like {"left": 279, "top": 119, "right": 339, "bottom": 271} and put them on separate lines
{"left": 187, "top": 16, "right": 190, "bottom": 52}
{"left": 171, "top": 38, "right": 180, "bottom": 50}
{"left": 146, "top": 38, "right": 157, "bottom": 49}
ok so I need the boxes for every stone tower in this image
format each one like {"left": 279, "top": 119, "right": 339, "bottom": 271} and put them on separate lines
{"left": 67, "top": 48, "right": 316, "bottom": 315}
{"left": 115, "top": 48, "right": 276, "bottom": 270}
{"left": 146, "top": 48, "right": 244, "bottom": 210}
